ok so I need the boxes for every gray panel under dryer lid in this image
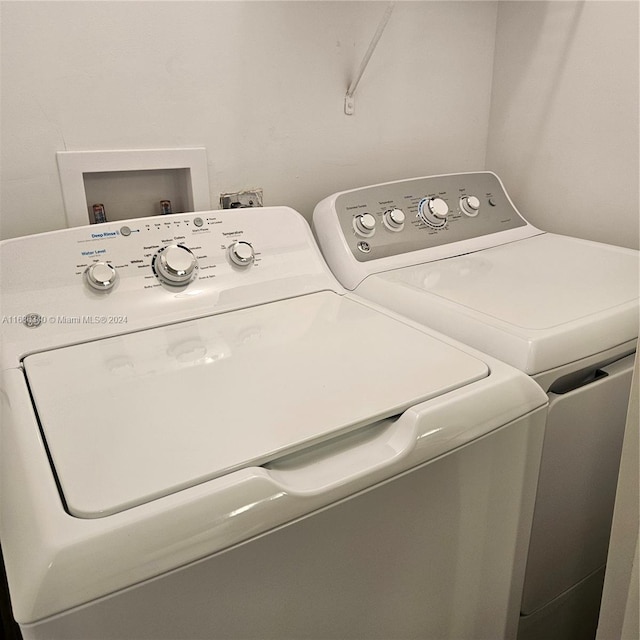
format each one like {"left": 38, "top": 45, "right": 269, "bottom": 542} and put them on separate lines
{"left": 24, "top": 291, "right": 488, "bottom": 519}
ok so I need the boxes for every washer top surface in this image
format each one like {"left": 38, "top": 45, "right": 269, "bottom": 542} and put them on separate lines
{"left": 24, "top": 291, "right": 488, "bottom": 519}
{"left": 381, "top": 234, "right": 638, "bottom": 330}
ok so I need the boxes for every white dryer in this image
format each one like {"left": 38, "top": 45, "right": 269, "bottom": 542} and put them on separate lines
{"left": 0, "top": 206, "right": 547, "bottom": 639}
{"left": 312, "top": 171, "right": 639, "bottom": 640}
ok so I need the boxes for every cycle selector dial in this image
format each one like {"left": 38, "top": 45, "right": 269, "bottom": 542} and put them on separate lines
{"left": 85, "top": 262, "right": 118, "bottom": 291}
{"left": 460, "top": 195, "right": 480, "bottom": 216}
{"left": 354, "top": 213, "right": 376, "bottom": 236}
{"left": 418, "top": 197, "right": 449, "bottom": 228}
{"left": 154, "top": 244, "right": 198, "bottom": 286}
{"left": 228, "top": 241, "right": 255, "bottom": 267}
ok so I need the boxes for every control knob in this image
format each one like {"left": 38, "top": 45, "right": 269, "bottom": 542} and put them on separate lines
{"left": 460, "top": 195, "right": 480, "bottom": 217}
{"left": 418, "top": 197, "right": 449, "bottom": 228}
{"left": 85, "top": 262, "right": 118, "bottom": 291}
{"left": 383, "top": 208, "right": 405, "bottom": 231}
{"left": 154, "top": 244, "right": 198, "bottom": 286}
{"left": 354, "top": 213, "right": 376, "bottom": 236}
{"left": 228, "top": 241, "right": 255, "bottom": 267}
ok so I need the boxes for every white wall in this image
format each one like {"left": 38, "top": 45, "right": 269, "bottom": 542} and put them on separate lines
{"left": 486, "top": 1, "right": 639, "bottom": 249}
{"left": 0, "top": 1, "right": 499, "bottom": 240}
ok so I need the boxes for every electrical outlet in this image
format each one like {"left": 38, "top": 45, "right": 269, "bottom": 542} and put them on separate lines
{"left": 220, "top": 189, "right": 263, "bottom": 209}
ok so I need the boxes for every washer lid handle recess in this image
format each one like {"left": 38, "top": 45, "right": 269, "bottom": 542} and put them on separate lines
{"left": 23, "top": 291, "right": 488, "bottom": 518}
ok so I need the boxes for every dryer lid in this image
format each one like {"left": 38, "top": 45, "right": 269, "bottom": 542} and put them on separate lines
{"left": 374, "top": 234, "right": 639, "bottom": 373}
{"left": 383, "top": 234, "right": 638, "bottom": 330}
{"left": 24, "top": 291, "right": 488, "bottom": 518}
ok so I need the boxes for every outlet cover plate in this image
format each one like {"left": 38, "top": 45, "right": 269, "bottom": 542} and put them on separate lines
{"left": 220, "top": 189, "right": 263, "bottom": 209}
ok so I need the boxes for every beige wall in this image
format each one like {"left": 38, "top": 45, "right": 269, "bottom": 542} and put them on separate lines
{"left": 0, "top": 1, "right": 499, "bottom": 239}
{"left": 486, "top": 1, "right": 639, "bottom": 249}
{"left": 2, "top": 1, "right": 637, "bottom": 247}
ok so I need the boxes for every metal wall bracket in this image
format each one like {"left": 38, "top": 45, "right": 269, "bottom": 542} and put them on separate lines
{"left": 344, "top": 2, "right": 396, "bottom": 116}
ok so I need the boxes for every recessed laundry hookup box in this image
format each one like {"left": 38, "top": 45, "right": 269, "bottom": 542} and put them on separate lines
{"left": 56, "top": 148, "right": 211, "bottom": 226}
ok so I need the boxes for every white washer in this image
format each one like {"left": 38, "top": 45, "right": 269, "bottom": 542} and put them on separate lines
{"left": 0, "top": 206, "right": 547, "bottom": 639}
{"left": 313, "top": 171, "right": 639, "bottom": 640}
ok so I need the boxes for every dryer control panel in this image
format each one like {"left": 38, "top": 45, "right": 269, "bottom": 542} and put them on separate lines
{"left": 312, "top": 172, "right": 543, "bottom": 290}
{"left": 328, "top": 172, "right": 527, "bottom": 262}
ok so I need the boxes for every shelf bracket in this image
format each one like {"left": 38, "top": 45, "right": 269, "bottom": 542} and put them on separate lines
{"left": 344, "top": 2, "right": 396, "bottom": 116}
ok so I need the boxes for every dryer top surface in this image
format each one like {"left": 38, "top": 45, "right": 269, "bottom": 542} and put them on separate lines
{"left": 362, "top": 234, "right": 639, "bottom": 373}
{"left": 380, "top": 234, "right": 639, "bottom": 330}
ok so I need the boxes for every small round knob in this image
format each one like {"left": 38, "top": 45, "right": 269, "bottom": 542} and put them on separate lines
{"left": 354, "top": 213, "right": 376, "bottom": 236}
{"left": 460, "top": 195, "right": 480, "bottom": 216}
{"left": 85, "top": 262, "right": 118, "bottom": 291}
{"left": 228, "top": 241, "right": 255, "bottom": 267}
{"left": 384, "top": 208, "right": 405, "bottom": 230}
{"left": 155, "top": 244, "right": 198, "bottom": 286}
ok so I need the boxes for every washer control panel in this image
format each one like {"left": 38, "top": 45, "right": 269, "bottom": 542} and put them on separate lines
{"left": 0, "top": 206, "right": 339, "bottom": 358}
{"left": 69, "top": 212, "right": 264, "bottom": 294}
{"left": 332, "top": 172, "right": 527, "bottom": 262}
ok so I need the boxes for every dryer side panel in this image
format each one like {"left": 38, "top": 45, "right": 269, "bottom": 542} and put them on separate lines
{"left": 521, "top": 354, "right": 635, "bottom": 614}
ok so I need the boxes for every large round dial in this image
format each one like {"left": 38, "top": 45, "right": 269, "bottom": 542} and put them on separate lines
{"left": 418, "top": 197, "right": 449, "bottom": 228}
{"left": 228, "top": 241, "right": 255, "bottom": 267}
{"left": 154, "top": 244, "right": 198, "bottom": 286}
{"left": 85, "top": 262, "right": 118, "bottom": 291}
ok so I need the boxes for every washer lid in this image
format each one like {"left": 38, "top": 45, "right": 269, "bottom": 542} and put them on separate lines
{"left": 376, "top": 234, "right": 639, "bottom": 372}
{"left": 24, "top": 291, "right": 488, "bottom": 518}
